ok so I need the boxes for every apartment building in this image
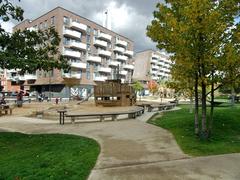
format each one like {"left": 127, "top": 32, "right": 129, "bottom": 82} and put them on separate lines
{"left": 13, "top": 7, "right": 134, "bottom": 98}
{"left": 133, "top": 50, "right": 172, "bottom": 95}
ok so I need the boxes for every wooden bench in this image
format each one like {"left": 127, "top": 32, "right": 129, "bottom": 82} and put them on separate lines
{"left": 57, "top": 107, "right": 144, "bottom": 125}
{"left": 0, "top": 104, "right": 13, "bottom": 116}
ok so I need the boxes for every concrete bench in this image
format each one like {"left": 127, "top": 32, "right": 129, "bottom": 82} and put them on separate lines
{"left": 57, "top": 107, "right": 144, "bottom": 125}
{"left": 147, "top": 103, "right": 176, "bottom": 112}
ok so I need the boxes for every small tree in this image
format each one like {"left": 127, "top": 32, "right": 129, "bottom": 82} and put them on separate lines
{"left": 132, "top": 81, "right": 144, "bottom": 101}
{"left": 148, "top": 80, "right": 158, "bottom": 95}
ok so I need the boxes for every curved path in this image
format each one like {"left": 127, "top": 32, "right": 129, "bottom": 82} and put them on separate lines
{"left": 0, "top": 113, "right": 240, "bottom": 179}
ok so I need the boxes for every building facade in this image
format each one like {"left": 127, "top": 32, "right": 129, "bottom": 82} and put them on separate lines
{"left": 133, "top": 50, "right": 172, "bottom": 95}
{"left": 13, "top": 7, "right": 134, "bottom": 98}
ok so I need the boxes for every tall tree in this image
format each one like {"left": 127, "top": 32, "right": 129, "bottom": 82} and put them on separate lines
{"left": 147, "top": 0, "right": 240, "bottom": 139}
{"left": 0, "top": 0, "right": 69, "bottom": 74}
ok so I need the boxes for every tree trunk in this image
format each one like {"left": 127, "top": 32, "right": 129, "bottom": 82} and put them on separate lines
{"left": 209, "top": 76, "right": 214, "bottom": 136}
{"left": 231, "top": 86, "right": 235, "bottom": 107}
{"left": 189, "top": 95, "right": 193, "bottom": 114}
{"left": 201, "top": 81, "right": 208, "bottom": 139}
{"left": 194, "top": 74, "right": 199, "bottom": 135}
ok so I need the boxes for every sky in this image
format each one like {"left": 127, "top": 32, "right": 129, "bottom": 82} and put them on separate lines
{"left": 1, "top": 0, "right": 163, "bottom": 52}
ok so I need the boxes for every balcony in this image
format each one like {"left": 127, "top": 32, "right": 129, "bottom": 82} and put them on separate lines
{"left": 152, "top": 65, "right": 159, "bottom": 70}
{"left": 63, "top": 49, "right": 81, "bottom": 58}
{"left": 124, "top": 50, "right": 134, "bottom": 57}
{"left": 70, "top": 62, "right": 86, "bottom": 69}
{"left": 152, "top": 76, "right": 158, "bottom": 80}
{"left": 123, "top": 64, "right": 134, "bottom": 70}
{"left": 151, "top": 59, "right": 158, "bottom": 64}
{"left": 63, "top": 72, "right": 81, "bottom": 79}
{"left": 98, "top": 49, "right": 112, "bottom": 57}
{"left": 152, "top": 54, "right": 159, "bottom": 59}
{"left": 158, "top": 72, "right": 165, "bottom": 76}
{"left": 87, "top": 56, "right": 102, "bottom": 63}
{"left": 109, "top": 61, "right": 120, "bottom": 67}
{"left": 24, "top": 74, "right": 37, "bottom": 80}
{"left": 120, "top": 70, "right": 128, "bottom": 76}
{"left": 158, "top": 61, "right": 165, "bottom": 66}
{"left": 63, "top": 29, "right": 81, "bottom": 39}
{"left": 94, "top": 76, "right": 108, "bottom": 82}
{"left": 94, "top": 39, "right": 107, "bottom": 48}
{"left": 98, "top": 32, "right": 112, "bottom": 41}
{"left": 15, "top": 76, "right": 26, "bottom": 81}
{"left": 98, "top": 67, "right": 111, "bottom": 73}
{"left": 70, "top": 21, "right": 87, "bottom": 32}
{"left": 113, "top": 46, "right": 125, "bottom": 53}
{"left": 69, "top": 41, "right": 87, "bottom": 51}
{"left": 151, "top": 70, "right": 158, "bottom": 75}
{"left": 116, "top": 39, "right": 128, "bottom": 47}
{"left": 116, "top": 54, "right": 128, "bottom": 61}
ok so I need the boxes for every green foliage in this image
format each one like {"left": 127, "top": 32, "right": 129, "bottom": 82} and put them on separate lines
{"left": 149, "top": 105, "right": 240, "bottom": 156}
{"left": 132, "top": 81, "right": 144, "bottom": 92}
{"left": 0, "top": 0, "right": 69, "bottom": 73}
{"left": 0, "top": 133, "right": 100, "bottom": 179}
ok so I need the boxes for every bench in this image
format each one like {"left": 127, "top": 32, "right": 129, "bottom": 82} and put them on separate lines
{"left": 147, "top": 103, "right": 176, "bottom": 112}
{"left": 0, "top": 104, "right": 13, "bottom": 116}
{"left": 57, "top": 107, "right": 144, "bottom": 125}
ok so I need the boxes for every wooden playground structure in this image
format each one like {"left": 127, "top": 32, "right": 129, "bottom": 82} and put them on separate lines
{"left": 94, "top": 80, "right": 136, "bottom": 107}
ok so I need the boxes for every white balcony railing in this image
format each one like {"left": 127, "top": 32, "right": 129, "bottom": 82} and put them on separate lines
{"left": 109, "top": 61, "right": 120, "bottom": 67}
{"left": 63, "top": 49, "right": 81, "bottom": 58}
{"left": 151, "top": 70, "right": 158, "bottom": 75}
{"left": 123, "top": 64, "right": 134, "bottom": 70}
{"left": 152, "top": 65, "right": 159, "bottom": 70}
{"left": 70, "top": 62, "right": 87, "bottom": 69}
{"left": 116, "top": 54, "right": 128, "bottom": 61}
{"left": 69, "top": 41, "right": 87, "bottom": 50}
{"left": 93, "top": 76, "right": 108, "bottom": 81}
{"left": 124, "top": 50, "right": 134, "bottom": 57}
{"left": 113, "top": 46, "right": 125, "bottom": 53}
{"left": 70, "top": 21, "right": 87, "bottom": 32}
{"left": 87, "top": 56, "right": 102, "bottom": 63}
{"left": 120, "top": 70, "right": 128, "bottom": 76}
{"left": 98, "top": 49, "right": 112, "bottom": 57}
{"left": 63, "top": 72, "right": 81, "bottom": 79}
{"left": 116, "top": 39, "right": 128, "bottom": 47}
{"left": 98, "top": 32, "right": 112, "bottom": 41}
{"left": 63, "top": 29, "right": 81, "bottom": 39}
{"left": 94, "top": 39, "right": 107, "bottom": 48}
{"left": 24, "top": 74, "right": 37, "bottom": 80}
{"left": 152, "top": 54, "right": 159, "bottom": 59}
{"left": 151, "top": 59, "right": 158, "bottom": 64}
{"left": 98, "top": 67, "right": 112, "bottom": 73}
{"left": 152, "top": 76, "right": 158, "bottom": 80}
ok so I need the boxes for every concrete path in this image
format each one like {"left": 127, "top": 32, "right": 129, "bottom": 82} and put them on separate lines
{"left": 0, "top": 116, "right": 240, "bottom": 179}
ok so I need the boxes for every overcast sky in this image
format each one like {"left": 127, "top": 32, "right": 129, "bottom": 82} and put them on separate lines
{"left": 1, "top": 0, "right": 162, "bottom": 52}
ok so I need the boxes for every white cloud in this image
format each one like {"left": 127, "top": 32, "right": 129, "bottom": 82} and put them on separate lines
{"left": 0, "top": 20, "right": 15, "bottom": 33}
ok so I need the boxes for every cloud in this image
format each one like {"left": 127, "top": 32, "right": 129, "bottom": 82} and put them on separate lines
{"left": 0, "top": 20, "right": 15, "bottom": 33}
{"left": 3, "top": 0, "right": 161, "bottom": 51}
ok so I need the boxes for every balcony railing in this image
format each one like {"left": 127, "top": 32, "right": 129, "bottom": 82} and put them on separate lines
{"left": 94, "top": 39, "right": 107, "bottom": 48}
{"left": 151, "top": 59, "right": 158, "bottom": 64}
{"left": 124, "top": 50, "right": 134, "bottom": 57}
{"left": 119, "top": 70, "right": 128, "bottom": 76}
{"left": 69, "top": 41, "right": 87, "bottom": 51}
{"left": 70, "top": 21, "right": 87, "bottom": 32}
{"left": 98, "top": 49, "right": 112, "bottom": 57}
{"left": 98, "top": 32, "right": 112, "bottom": 41}
{"left": 152, "top": 54, "right": 159, "bottom": 59}
{"left": 63, "top": 72, "right": 81, "bottom": 79}
{"left": 93, "top": 76, "right": 108, "bottom": 81}
{"left": 70, "top": 62, "right": 87, "bottom": 69}
{"left": 63, "top": 29, "right": 81, "bottom": 39}
{"left": 109, "top": 61, "right": 120, "bottom": 67}
{"left": 98, "top": 67, "right": 111, "bottom": 73}
{"left": 63, "top": 49, "right": 81, "bottom": 58}
{"left": 87, "top": 56, "right": 102, "bottom": 63}
{"left": 113, "top": 46, "right": 125, "bottom": 53}
{"left": 115, "top": 39, "right": 128, "bottom": 47}
{"left": 116, "top": 54, "right": 128, "bottom": 61}
{"left": 123, "top": 64, "right": 134, "bottom": 70}
{"left": 24, "top": 74, "right": 37, "bottom": 80}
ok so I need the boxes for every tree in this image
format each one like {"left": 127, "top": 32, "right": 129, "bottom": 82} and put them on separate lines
{"left": 132, "top": 81, "right": 144, "bottom": 101}
{"left": 148, "top": 80, "right": 158, "bottom": 95}
{"left": 0, "top": 0, "right": 69, "bottom": 74}
{"left": 147, "top": 0, "right": 240, "bottom": 139}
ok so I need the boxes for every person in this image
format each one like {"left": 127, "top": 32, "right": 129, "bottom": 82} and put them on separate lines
{"left": 55, "top": 97, "right": 59, "bottom": 104}
{"left": 0, "top": 93, "right": 6, "bottom": 105}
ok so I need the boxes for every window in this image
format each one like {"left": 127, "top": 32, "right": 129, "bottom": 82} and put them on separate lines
{"left": 44, "top": 21, "right": 48, "bottom": 29}
{"left": 63, "top": 37, "right": 70, "bottom": 45}
{"left": 93, "top": 29, "right": 98, "bottom": 36}
{"left": 63, "top": 16, "right": 70, "bottom": 25}
{"left": 33, "top": 25, "right": 37, "bottom": 30}
{"left": 93, "top": 64, "right": 98, "bottom": 71}
{"left": 86, "top": 35, "right": 91, "bottom": 44}
{"left": 108, "top": 42, "right": 112, "bottom": 49}
{"left": 86, "top": 71, "right": 90, "bottom": 80}
{"left": 87, "top": 26, "right": 91, "bottom": 34}
{"left": 39, "top": 22, "right": 43, "bottom": 29}
{"left": 51, "top": 16, "right": 55, "bottom": 25}
{"left": 86, "top": 62, "right": 90, "bottom": 69}
{"left": 87, "top": 44, "right": 91, "bottom": 51}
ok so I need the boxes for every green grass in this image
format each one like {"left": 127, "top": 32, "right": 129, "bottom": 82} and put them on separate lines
{"left": 0, "top": 133, "right": 100, "bottom": 180}
{"left": 148, "top": 104, "right": 240, "bottom": 156}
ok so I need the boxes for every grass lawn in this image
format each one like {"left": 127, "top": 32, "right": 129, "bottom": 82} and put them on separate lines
{"left": 0, "top": 133, "right": 100, "bottom": 180}
{"left": 148, "top": 104, "right": 240, "bottom": 156}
